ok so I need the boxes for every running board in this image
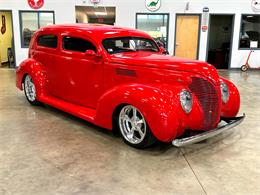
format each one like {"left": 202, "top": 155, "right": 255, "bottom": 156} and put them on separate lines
{"left": 39, "top": 95, "right": 96, "bottom": 123}
{"left": 172, "top": 114, "right": 245, "bottom": 147}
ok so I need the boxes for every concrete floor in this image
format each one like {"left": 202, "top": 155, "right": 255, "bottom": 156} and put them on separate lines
{"left": 0, "top": 69, "right": 260, "bottom": 195}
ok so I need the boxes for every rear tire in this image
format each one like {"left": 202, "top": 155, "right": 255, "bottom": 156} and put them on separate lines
{"left": 241, "top": 65, "right": 248, "bottom": 72}
{"left": 23, "top": 74, "right": 41, "bottom": 105}
{"left": 117, "top": 105, "right": 156, "bottom": 149}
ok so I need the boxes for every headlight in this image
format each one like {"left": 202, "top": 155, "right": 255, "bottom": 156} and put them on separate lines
{"left": 180, "top": 90, "right": 192, "bottom": 113}
{"left": 220, "top": 81, "right": 229, "bottom": 103}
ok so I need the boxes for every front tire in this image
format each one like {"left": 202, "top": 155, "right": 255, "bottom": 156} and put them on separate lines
{"left": 23, "top": 74, "right": 41, "bottom": 105}
{"left": 117, "top": 105, "right": 156, "bottom": 149}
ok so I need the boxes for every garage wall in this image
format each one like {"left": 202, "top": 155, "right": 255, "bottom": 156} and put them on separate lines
{"left": 0, "top": 0, "right": 259, "bottom": 68}
{"left": 0, "top": 0, "right": 76, "bottom": 66}
{"left": 75, "top": 0, "right": 260, "bottom": 69}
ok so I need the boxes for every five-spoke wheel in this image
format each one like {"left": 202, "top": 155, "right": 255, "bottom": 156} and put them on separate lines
{"left": 118, "top": 105, "right": 156, "bottom": 148}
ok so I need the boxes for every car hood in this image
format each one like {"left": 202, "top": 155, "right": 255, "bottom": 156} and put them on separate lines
{"left": 109, "top": 52, "right": 220, "bottom": 85}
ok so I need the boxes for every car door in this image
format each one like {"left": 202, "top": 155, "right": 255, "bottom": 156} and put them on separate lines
{"left": 56, "top": 33, "right": 103, "bottom": 108}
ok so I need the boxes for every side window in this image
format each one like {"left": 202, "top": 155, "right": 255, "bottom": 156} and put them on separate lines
{"left": 62, "top": 37, "right": 96, "bottom": 53}
{"left": 37, "top": 35, "right": 58, "bottom": 48}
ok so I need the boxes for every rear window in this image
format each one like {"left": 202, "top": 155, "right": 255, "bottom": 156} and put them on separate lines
{"left": 37, "top": 35, "right": 58, "bottom": 48}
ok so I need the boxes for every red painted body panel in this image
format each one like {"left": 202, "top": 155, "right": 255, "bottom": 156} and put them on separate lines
{"left": 16, "top": 24, "right": 241, "bottom": 142}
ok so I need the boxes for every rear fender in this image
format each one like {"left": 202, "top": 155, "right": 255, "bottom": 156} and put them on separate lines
{"left": 16, "top": 59, "right": 47, "bottom": 98}
{"left": 95, "top": 84, "right": 190, "bottom": 142}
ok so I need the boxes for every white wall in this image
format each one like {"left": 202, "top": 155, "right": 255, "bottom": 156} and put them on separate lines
{"left": 0, "top": 0, "right": 76, "bottom": 66}
{"left": 1, "top": 0, "right": 259, "bottom": 68}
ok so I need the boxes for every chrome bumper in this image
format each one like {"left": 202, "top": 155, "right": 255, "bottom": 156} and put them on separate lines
{"left": 172, "top": 114, "right": 245, "bottom": 147}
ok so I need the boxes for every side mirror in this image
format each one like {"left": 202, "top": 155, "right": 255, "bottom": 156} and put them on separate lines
{"left": 85, "top": 50, "right": 102, "bottom": 58}
{"left": 85, "top": 49, "right": 97, "bottom": 57}
{"left": 159, "top": 47, "right": 169, "bottom": 55}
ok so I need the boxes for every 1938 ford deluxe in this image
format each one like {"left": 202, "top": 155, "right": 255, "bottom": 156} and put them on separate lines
{"left": 16, "top": 24, "right": 245, "bottom": 148}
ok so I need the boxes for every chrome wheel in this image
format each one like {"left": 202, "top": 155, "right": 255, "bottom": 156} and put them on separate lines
{"left": 119, "top": 105, "right": 147, "bottom": 145}
{"left": 24, "top": 75, "right": 36, "bottom": 102}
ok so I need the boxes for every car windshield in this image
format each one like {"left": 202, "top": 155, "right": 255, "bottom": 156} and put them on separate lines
{"left": 102, "top": 37, "right": 159, "bottom": 54}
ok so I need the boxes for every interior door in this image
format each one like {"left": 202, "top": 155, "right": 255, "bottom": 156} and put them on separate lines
{"left": 0, "top": 11, "right": 14, "bottom": 67}
{"left": 175, "top": 15, "right": 200, "bottom": 60}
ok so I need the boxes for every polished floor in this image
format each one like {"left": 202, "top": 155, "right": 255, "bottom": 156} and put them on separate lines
{"left": 0, "top": 69, "right": 259, "bottom": 195}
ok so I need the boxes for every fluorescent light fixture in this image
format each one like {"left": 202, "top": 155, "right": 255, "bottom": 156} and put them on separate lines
{"left": 94, "top": 12, "right": 107, "bottom": 16}
{"left": 247, "top": 15, "right": 254, "bottom": 18}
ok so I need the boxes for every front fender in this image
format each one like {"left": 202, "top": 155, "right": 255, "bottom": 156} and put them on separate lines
{"left": 16, "top": 59, "right": 47, "bottom": 98}
{"left": 95, "top": 83, "right": 201, "bottom": 142}
{"left": 220, "top": 77, "right": 240, "bottom": 117}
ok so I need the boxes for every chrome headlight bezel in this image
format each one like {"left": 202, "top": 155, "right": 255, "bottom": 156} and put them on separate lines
{"left": 220, "top": 81, "right": 230, "bottom": 104}
{"left": 180, "top": 89, "right": 193, "bottom": 114}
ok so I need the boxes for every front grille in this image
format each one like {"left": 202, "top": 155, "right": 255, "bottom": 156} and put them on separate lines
{"left": 189, "top": 77, "right": 220, "bottom": 130}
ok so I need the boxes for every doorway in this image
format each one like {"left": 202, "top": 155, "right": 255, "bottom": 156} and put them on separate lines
{"left": 0, "top": 10, "right": 15, "bottom": 68}
{"left": 174, "top": 14, "right": 200, "bottom": 60}
{"left": 75, "top": 6, "right": 116, "bottom": 25}
{"left": 207, "top": 15, "right": 234, "bottom": 69}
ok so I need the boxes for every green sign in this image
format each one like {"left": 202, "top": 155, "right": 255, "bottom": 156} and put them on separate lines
{"left": 145, "top": 0, "right": 161, "bottom": 12}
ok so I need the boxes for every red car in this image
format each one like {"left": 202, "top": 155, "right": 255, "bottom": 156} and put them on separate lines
{"left": 16, "top": 24, "right": 245, "bottom": 148}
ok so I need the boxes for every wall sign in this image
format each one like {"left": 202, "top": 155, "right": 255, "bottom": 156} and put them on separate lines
{"left": 90, "top": 0, "right": 100, "bottom": 4}
{"left": 1, "top": 15, "right": 6, "bottom": 35}
{"left": 89, "top": 0, "right": 100, "bottom": 7}
{"left": 252, "top": 0, "right": 260, "bottom": 12}
{"left": 145, "top": 0, "right": 161, "bottom": 12}
{"left": 28, "top": 0, "right": 44, "bottom": 9}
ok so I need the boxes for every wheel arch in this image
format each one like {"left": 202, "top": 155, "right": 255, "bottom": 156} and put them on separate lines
{"left": 21, "top": 73, "right": 28, "bottom": 87}
{"left": 95, "top": 84, "right": 184, "bottom": 142}
{"left": 16, "top": 59, "right": 47, "bottom": 98}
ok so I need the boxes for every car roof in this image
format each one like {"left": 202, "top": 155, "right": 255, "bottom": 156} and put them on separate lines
{"left": 39, "top": 24, "right": 153, "bottom": 41}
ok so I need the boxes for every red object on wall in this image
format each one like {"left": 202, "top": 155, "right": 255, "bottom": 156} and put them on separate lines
{"left": 90, "top": 0, "right": 100, "bottom": 3}
{"left": 28, "top": 0, "right": 44, "bottom": 9}
{"left": 1, "top": 15, "right": 6, "bottom": 35}
{"left": 202, "top": 25, "right": 208, "bottom": 32}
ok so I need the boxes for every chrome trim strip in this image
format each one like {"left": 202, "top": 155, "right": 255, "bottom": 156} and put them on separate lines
{"left": 172, "top": 114, "right": 245, "bottom": 147}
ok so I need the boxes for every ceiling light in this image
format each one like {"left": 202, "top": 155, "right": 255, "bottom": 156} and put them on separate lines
{"left": 247, "top": 15, "right": 254, "bottom": 18}
{"left": 94, "top": 12, "right": 107, "bottom": 16}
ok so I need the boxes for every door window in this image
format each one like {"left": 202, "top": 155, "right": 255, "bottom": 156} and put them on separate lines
{"left": 62, "top": 37, "right": 96, "bottom": 53}
{"left": 37, "top": 35, "right": 57, "bottom": 48}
